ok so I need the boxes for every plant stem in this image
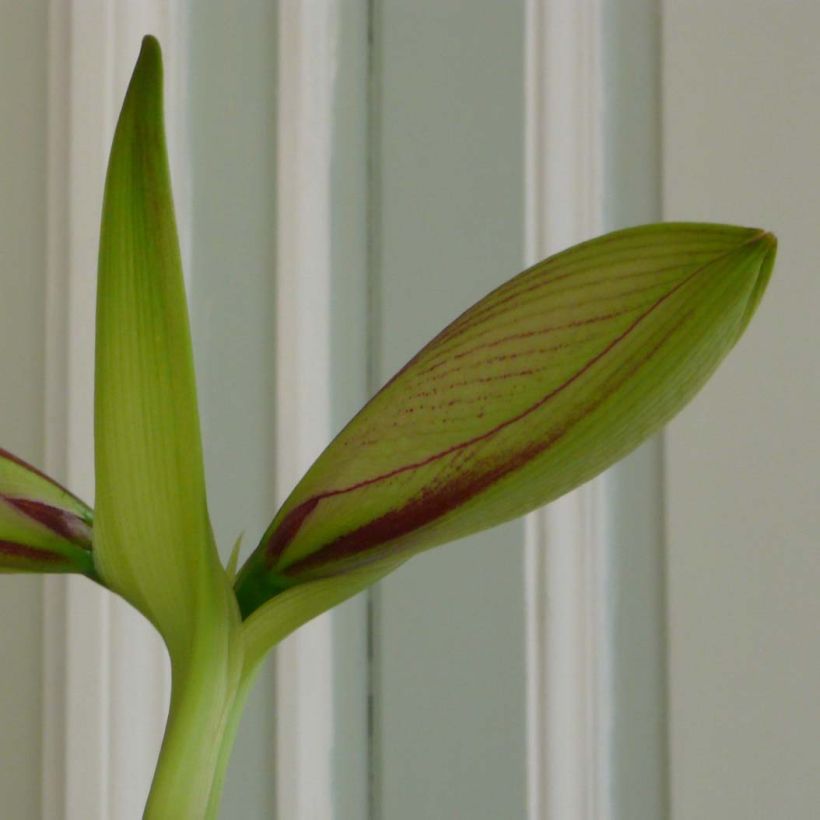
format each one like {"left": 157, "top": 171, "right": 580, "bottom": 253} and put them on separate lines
{"left": 204, "top": 665, "right": 263, "bottom": 817}
{"left": 144, "top": 633, "right": 244, "bottom": 819}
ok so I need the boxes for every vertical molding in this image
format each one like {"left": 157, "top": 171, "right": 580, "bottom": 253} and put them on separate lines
{"left": 523, "top": 1, "right": 611, "bottom": 818}
{"left": 600, "top": 3, "right": 668, "bottom": 818}
{"left": 274, "top": 2, "right": 340, "bottom": 818}
{"left": 42, "top": 4, "right": 72, "bottom": 814}
{"left": 43, "top": 4, "right": 185, "bottom": 817}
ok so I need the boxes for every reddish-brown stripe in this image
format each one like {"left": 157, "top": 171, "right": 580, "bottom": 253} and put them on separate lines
{"left": 431, "top": 251, "right": 727, "bottom": 351}
{"left": 416, "top": 263, "right": 694, "bottom": 374}
{"left": 414, "top": 306, "right": 638, "bottom": 379}
{"left": 285, "top": 440, "right": 549, "bottom": 576}
{"left": 285, "top": 309, "right": 689, "bottom": 577}
{"left": 405, "top": 362, "right": 560, "bottom": 400}
{"left": 265, "top": 259, "right": 702, "bottom": 567}
{"left": 435, "top": 254, "right": 694, "bottom": 342}
{"left": 265, "top": 497, "right": 321, "bottom": 562}
{"left": 0, "top": 540, "right": 64, "bottom": 565}
{"left": 4, "top": 498, "right": 93, "bottom": 548}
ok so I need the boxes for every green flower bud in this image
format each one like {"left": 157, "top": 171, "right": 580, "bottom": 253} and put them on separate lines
{"left": 236, "top": 223, "right": 775, "bottom": 617}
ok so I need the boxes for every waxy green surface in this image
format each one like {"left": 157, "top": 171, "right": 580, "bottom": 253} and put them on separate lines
{"left": 0, "top": 35, "right": 777, "bottom": 664}
{"left": 0, "top": 32, "right": 778, "bottom": 819}
{"left": 235, "top": 224, "right": 775, "bottom": 616}
{"left": 92, "top": 37, "right": 238, "bottom": 664}
{"left": 0, "top": 448, "right": 93, "bottom": 576}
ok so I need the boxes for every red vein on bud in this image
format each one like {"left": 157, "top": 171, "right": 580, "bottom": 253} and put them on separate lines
{"left": 4, "top": 497, "right": 93, "bottom": 548}
{"left": 265, "top": 252, "right": 711, "bottom": 568}
{"left": 286, "top": 311, "right": 689, "bottom": 577}
{"left": 0, "top": 540, "right": 64, "bottom": 565}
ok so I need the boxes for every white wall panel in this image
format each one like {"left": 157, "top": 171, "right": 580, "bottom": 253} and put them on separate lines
{"left": 0, "top": 3, "right": 48, "bottom": 816}
{"left": 370, "top": 3, "right": 528, "bottom": 817}
{"left": 663, "top": 2, "right": 820, "bottom": 817}
{"left": 187, "top": 4, "right": 279, "bottom": 817}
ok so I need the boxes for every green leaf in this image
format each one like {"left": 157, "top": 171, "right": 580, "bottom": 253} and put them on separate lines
{"left": 241, "top": 556, "right": 407, "bottom": 672}
{"left": 0, "top": 447, "right": 95, "bottom": 576}
{"left": 235, "top": 223, "right": 776, "bottom": 617}
{"left": 93, "top": 36, "right": 235, "bottom": 658}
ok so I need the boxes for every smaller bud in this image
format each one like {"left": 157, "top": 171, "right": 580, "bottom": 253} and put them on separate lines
{"left": 0, "top": 448, "right": 95, "bottom": 577}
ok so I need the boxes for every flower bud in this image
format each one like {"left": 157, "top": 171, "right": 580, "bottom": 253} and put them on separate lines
{"left": 236, "top": 223, "right": 776, "bottom": 617}
{"left": 0, "top": 448, "right": 94, "bottom": 575}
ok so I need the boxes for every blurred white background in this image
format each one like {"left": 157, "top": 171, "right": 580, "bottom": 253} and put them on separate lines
{"left": 0, "top": 1, "right": 816, "bottom": 818}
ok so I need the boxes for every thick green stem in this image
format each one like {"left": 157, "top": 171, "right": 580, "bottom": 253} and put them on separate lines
{"left": 144, "top": 578, "right": 245, "bottom": 820}
{"left": 144, "top": 665, "right": 235, "bottom": 818}
{"left": 204, "top": 665, "right": 263, "bottom": 817}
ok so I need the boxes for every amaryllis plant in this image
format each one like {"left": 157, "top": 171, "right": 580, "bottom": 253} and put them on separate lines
{"left": 0, "top": 37, "right": 776, "bottom": 817}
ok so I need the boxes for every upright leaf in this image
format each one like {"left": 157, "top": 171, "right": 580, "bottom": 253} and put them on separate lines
{"left": 236, "top": 223, "right": 776, "bottom": 617}
{"left": 93, "top": 37, "right": 235, "bottom": 659}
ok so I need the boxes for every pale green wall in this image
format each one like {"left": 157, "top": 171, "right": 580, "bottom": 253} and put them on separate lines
{"left": 369, "top": 2, "right": 669, "bottom": 817}
{"left": 0, "top": 2, "right": 48, "bottom": 817}
{"left": 184, "top": 4, "right": 670, "bottom": 819}
{"left": 328, "top": 2, "right": 372, "bottom": 816}
{"left": 663, "top": 2, "right": 820, "bottom": 817}
{"left": 369, "top": 2, "right": 528, "bottom": 817}
{"left": 602, "top": 1, "right": 668, "bottom": 818}
{"left": 186, "top": 3, "right": 278, "bottom": 817}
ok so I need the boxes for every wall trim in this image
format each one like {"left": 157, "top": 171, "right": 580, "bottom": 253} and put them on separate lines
{"left": 523, "top": 0, "right": 611, "bottom": 818}
{"left": 274, "top": 2, "right": 341, "bottom": 818}
{"left": 43, "top": 4, "right": 186, "bottom": 817}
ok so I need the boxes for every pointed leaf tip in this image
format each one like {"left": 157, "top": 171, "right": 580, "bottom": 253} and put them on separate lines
{"left": 141, "top": 34, "right": 162, "bottom": 55}
{"left": 235, "top": 223, "right": 775, "bottom": 618}
{"left": 93, "top": 34, "right": 230, "bottom": 654}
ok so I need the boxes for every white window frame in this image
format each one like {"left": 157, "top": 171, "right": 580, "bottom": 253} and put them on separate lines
{"left": 43, "top": 1, "right": 667, "bottom": 817}
{"left": 43, "top": 4, "right": 185, "bottom": 818}
{"left": 523, "top": 0, "right": 612, "bottom": 817}
{"left": 275, "top": 1, "right": 626, "bottom": 818}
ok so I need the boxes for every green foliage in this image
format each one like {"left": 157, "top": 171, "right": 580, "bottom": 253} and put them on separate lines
{"left": 0, "top": 35, "right": 776, "bottom": 817}
{"left": 234, "top": 223, "right": 775, "bottom": 616}
{"left": 0, "top": 448, "right": 94, "bottom": 576}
